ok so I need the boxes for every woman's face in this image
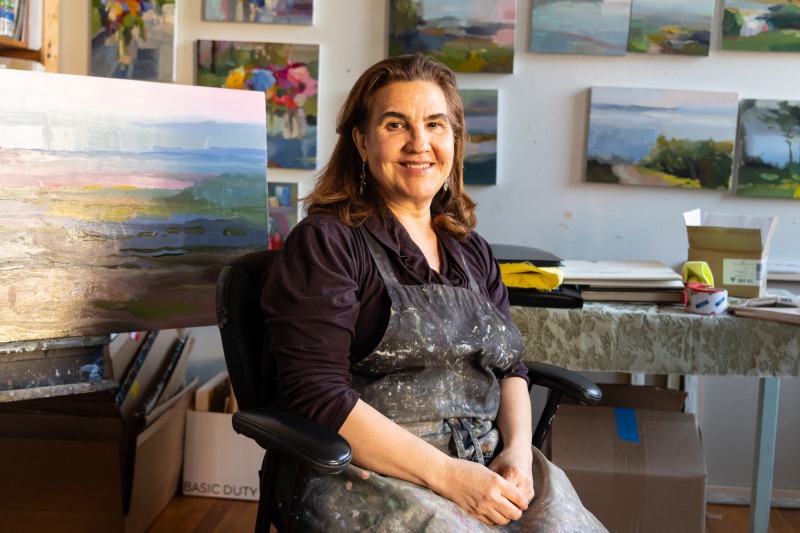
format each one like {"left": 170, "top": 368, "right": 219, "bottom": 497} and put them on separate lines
{"left": 353, "top": 81, "right": 455, "bottom": 212}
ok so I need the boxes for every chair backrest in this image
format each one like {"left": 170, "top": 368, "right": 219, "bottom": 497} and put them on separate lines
{"left": 216, "top": 249, "right": 280, "bottom": 411}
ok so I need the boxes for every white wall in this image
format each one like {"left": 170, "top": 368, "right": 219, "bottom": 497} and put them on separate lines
{"left": 59, "top": 0, "right": 800, "bottom": 495}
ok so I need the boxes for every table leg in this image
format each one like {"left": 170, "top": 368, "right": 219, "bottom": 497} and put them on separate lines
{"left": 749, "top": 377, "right": 781, "bottom": 533}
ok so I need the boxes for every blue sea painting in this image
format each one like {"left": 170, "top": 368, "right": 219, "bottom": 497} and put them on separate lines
{"left": 461, "top": 89, "right": 498, "bottom": 185}
{"left": 585, "top": 87, "right": 739, "bottom": 190}
{"left": 530, "top": 0, "right": 632, "bottom": 56}
{"left": 628, "top": 0, "right": 713, "bottom": 56}
{"left": 736, "top": 99, "right": 800, "bottom": 199}
{"left": 0, "top": 69, "right": 268, "bottom": 342}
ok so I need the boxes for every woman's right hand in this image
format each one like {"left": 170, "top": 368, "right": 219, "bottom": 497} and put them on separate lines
{"left": 433, "top": 456, "right": 530, "bottom": 526}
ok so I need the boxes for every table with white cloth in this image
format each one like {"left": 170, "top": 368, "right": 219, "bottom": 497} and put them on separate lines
{"left": 511, "top": 301, "right": 800, "bottom": 533}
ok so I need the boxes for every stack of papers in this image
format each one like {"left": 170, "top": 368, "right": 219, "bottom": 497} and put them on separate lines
{"left": 563, "top": 260, "right": 685, "bottom": 303}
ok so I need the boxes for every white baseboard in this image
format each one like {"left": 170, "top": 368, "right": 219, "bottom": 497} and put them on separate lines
{"left": 707, "top": 485, "right": 800, "bottom": 509}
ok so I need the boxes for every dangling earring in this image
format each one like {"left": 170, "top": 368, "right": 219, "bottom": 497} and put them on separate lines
{"left": 359, "top": 160, "right": 366, "bottom": 195}
{"left": 443, "top": 176, "right": 451, "bottom": 192}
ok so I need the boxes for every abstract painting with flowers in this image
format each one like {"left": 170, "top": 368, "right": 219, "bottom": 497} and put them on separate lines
{"left": 203, "top": 0, "right": 313, "bottom": 24}
{"left": 197, "top": 40, "right": 319, "bottom": 169}
{"left": 90, "top": 0, "right": 176, "bottom": 82}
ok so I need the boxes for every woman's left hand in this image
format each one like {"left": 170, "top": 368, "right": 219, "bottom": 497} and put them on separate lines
{"left": 488, "top": 444, "right": 535, "bottom": 505}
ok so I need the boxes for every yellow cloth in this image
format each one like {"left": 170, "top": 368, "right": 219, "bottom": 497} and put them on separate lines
{"left": 500, "top": 262, "right": 564, "bottom": 291}
{"left": 682, "top": 261, "right": 714, "bottom": 286}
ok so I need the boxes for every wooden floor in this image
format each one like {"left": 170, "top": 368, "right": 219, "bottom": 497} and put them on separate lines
{"left": 147, "top": 495, "right": 800, "bottom": 532}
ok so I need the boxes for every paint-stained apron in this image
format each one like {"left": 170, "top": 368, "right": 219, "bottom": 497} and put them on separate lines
{"left": 293, "top": 227, "right": 607, "bottom": 532}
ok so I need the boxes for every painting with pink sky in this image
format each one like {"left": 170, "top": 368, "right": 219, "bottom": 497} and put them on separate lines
{"left": 389, "top": 0, "right": 516, "bottom": 73}
{"left": 0, "top": 69, "right": 268, "bottom": 343}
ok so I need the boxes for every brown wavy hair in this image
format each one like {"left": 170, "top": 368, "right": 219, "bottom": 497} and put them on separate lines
{"left": 304, "top": 54, "right": 477, "bottom": 239}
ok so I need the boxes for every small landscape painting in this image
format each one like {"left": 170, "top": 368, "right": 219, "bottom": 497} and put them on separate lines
{"left": 389, "top": 0, "right": 516, "bottom": 73}
{"left": 530, "top": 0, "right": 632, "bottom": 56}
{"left": 722, "top": 0, "right": 800, "bottom": 52}
{"left": 461, "top": 89, "right": 498, "bottom": 185}
{"left": 196, "top": 40, "right": 319, "bottom": 170}
{"left": 736, "top": 99, "right": 800, "bottom": 199}
{"left": 585, "top": 87, "right": 739, "bottom": 190}
{"left": 0, "top": 69, "right": 269, "bottom": 343}
{"left": 268, "top": 182, "right": 299, "bottom": 249}
{"left": 91, "top": 0, "right": 175, "bottom": 82}
{"left": 628, "top": 0, "right": 714, "bottom": 56}
{"left": 202, "top": 0, "right": 313, "bottom": 25}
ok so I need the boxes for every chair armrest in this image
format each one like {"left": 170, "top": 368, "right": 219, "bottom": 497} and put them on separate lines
{"left": 232, "top": 408, "right": 352, "bottom": 475}
{"left": 527, "top": 361, "right": 602, "bottom": 406}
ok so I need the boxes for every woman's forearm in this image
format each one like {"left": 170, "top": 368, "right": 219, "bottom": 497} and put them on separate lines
{"left": 338, "top": 398, "right": 451, "bottom": 489}
{"left": 495, "top": 376, "right": 533, "bottom": 451}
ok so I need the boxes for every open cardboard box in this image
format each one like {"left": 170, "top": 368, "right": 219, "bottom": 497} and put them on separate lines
{"left": 684, "top": 209, "right": 778, "bottom": 298}
{"left": 183, "top": 373, "right": 264, "bottom": 502}
{"left": 0, "top": 379, "right": 196, "bottom": 533}
{"left": 552, "top": 384, "right": 707, "bottom": 533}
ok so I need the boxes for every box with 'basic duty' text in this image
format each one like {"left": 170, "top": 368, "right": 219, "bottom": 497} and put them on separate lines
{"left": 683, "top": 209, "right": 778, "bottom": 298}
{"left": 552, "top": 384, "right": 707, "bottom": 533}
{"left": 182, "top": 408, "right": 264, "bottom": 501}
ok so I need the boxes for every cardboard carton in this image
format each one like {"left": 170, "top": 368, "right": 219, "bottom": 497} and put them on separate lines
{"left": 182, "top": 408, "right": 264, "bottom": 501}
{"left": 552, "top": 385, "right": 707, "bottom": 533}
{"left": 0, "top": 380, "right": 196, "bottom": 533}
{"left": 683, "top": 209, "right": 778, "bottom": 298}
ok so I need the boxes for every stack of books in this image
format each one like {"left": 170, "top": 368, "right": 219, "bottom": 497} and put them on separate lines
{"left": 562, "top": 260, "right": 685, "bottom": 304}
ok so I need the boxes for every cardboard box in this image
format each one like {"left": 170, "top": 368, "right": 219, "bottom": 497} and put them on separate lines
{"left": 683, "top": 209, "right": 778, "bottom": 298}
{"left": 552, "top": 385, "right": 707, "bottom": 533}
{"left": 0, "top": 380, "right": 195, "bottom": 533}
{"left": 182, "top": 408, "right": 264, "bottom": 501}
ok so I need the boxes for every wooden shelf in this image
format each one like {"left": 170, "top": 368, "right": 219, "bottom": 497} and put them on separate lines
{"left": 0, "top": 36, "right": 29, "bottom": 50}
{"left": 0, "top": 0, "right": 58, "bottom": 72}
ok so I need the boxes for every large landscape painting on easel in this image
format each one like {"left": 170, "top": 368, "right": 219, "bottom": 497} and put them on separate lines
{"left": 0, "top": 70, "right": 269, "bottom": 343}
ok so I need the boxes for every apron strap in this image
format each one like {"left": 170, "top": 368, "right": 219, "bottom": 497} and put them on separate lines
{"left": 455, "top": 243, "right": 480, "bottom": 294}
{"left": 359, "top": 225, "right": 401, "bottom": 286}
{"left": 359, "top": 226, "right": 482, "bottom": 294}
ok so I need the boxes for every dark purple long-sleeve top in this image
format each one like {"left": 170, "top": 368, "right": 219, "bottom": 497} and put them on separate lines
{"left": 261, "top": 208, "right": 528, "bottom": 433}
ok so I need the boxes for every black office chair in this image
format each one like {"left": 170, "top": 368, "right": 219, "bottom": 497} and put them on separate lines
{"left": 216, "top": 249, "right": 602, "bottom": 533}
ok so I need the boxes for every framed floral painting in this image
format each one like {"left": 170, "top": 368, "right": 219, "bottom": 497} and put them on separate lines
{"left": 196, "top": 40, "right": 319, "bottom": 170}
{"left": 90, "top": 0, "right": 176, "bottom": 82}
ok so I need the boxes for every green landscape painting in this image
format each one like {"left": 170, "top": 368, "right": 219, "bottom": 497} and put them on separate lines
{"left": 389, "top": 0, "right": 516, "bottom": 73}
{"left": 0, "top": 69, "right": 268, "bottom": 343}
{"left": 586, "top": 87, "right": 739, "bottom": 190}
{"left": 736, "top": 99, "right": 800, "bottom": 199}
{"left": 628, "top": 0, "right": 714, "bottom": 55}
{"left": 722, "top": 0, "right": 800, "bottom": 52}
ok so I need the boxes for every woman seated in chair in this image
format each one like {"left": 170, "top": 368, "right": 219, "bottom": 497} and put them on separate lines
{"left": 262, "top": 54, "right": 606, "bottom": 532}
